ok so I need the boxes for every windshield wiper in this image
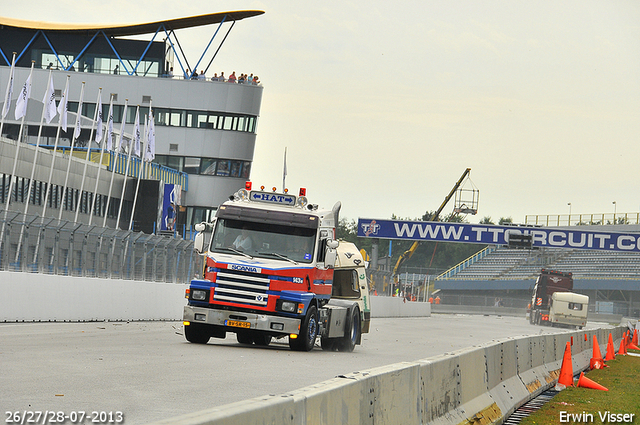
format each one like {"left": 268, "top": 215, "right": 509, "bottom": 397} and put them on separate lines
{"left": 257, "top": 252, "right": 298, "bottom": 264}
{"left": 214, "top": 247, "right": 253, "bottom": 259}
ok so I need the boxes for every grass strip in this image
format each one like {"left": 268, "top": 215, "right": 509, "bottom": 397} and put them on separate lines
{"left": 520, "top": 348, "right": 640, "bottom": 424}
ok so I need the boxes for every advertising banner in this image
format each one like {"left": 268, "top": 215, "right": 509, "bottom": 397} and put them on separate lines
{"left": 161, "top": 184, "right": 181, "bottom": 231}
{"left": 357, "top": 218, "right": 640, "bottom": 253}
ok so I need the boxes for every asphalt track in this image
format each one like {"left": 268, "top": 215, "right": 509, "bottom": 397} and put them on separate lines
{"left": 0, "top": 314, "right": 609, "bottom": 424}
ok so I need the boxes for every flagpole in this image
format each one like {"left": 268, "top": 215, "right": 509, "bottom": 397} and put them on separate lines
{"left": 74, "top": 88, "right": 101, "bottom": 223}
{"left": 15, "top": 69, "right": 55, "bottom": 263}
{"left": 89, "top": 94, "right": 112, "bottom": 226}
{"left": 105, "top": 99, "right": 127, "bottom": 228}
{"left": 0, "top": 61, "right": 34, "bottom": 254}
{"left": 0, "top": 52, "right": 16, "bottom": 138}
{"left": 4, "top": 61, "right": 34, "bottom": 212}
{"left": 23, "top": 69, "right": 55, "bottom": 218}
{"left": 116, "top": 104, "right": 136, "bottom": 230}
{"left": 41, "top": 75, "right": 69, "bottom": 221}
{"left": 282, "top": 147, "right": 287, "bottom": 192}
{"left": 129, "top": 104, "right": 146, "bottom": 231}
{"left": 58, "top": 81, "right": 85, "bottom": 221}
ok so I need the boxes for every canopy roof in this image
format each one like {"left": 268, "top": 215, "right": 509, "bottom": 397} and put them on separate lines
{"left": 0, "top": 10, "right": 264, "bottom": 36}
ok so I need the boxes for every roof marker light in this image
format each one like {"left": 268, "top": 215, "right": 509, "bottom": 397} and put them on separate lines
{"left": 299, "top": 188, "right": 306, "bottom": 196}
{"left": 245, "top": 181, "right": 252, "bottom": 190}
{"left": 284, "top": 188, "right": 288, "bottom": 193}
{"left": 260, "top": 185, "right": 265, "bottom": 191}
{"left": 272, "top": 187, "right": 277, "bottom": 192}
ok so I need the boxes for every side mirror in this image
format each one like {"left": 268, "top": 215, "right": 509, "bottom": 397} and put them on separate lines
{"left": 193, "top": 220, "right": 215, "bottom": 254}
{"left": 323, "top": 239, "right": 338, "bottom": 269}
{"left": 194, "top": 232, "right": 205, "bottom": 254}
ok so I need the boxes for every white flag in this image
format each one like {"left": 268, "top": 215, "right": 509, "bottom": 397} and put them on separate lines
{"left": 73, "top": 85, "right": 84, "bottom": 140}
{"left": 57, "top": 79, "right": 69, "bottom": 132}
{"left": 116, "top": 101, "right": 128, "bottom": 152}
{"left": 95, "top": 91, "right": 103, "bottom": 144}
{"left": 145, "top": 109, "right": 155, "bottom": 162}
{"left": 2, "top": 55, "right": 15, "bottom": 119}
{"left": 133, "top": 106, "right": 141, "bottom": 157}
{"left": 43, "top": 74, "right": 57, "bottom": 124}
{"left": 14, "top": 72, "right": 31, "bottom": 120}
{"left": 106, "top": 97, "right": 114, "bottom": 151}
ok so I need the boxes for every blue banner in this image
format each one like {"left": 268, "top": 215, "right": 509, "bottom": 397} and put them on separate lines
{"left": 357, "top": 218, "right": 640, "bottom": 252}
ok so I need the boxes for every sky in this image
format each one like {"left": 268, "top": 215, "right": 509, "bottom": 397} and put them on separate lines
{"left": 4, "top": 1, "right": 640, "bottom": 224}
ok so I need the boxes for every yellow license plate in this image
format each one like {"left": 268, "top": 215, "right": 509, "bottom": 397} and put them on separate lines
{"left": 225, "top": 320, "right": 250, "bottom": 329}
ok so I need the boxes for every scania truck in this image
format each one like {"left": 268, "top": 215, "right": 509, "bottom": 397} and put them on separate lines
{"left": 529, "top": 269, "right": 588, "bottom": 329}
{"left": 183, "top": 183, "right": 371, "bottom": 351}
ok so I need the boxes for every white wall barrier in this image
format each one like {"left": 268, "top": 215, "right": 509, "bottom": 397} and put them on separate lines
{"left": 0, "top": 272, "right": 428, "bottom": 322}
{"left": 0, "top": 271, "right": 187, "bottom": 322}
{"left": 147, "top": 326, "right": 625, "bottom": 425}
{"left": 369, "top": 295, "right": 431, "bottom": 318}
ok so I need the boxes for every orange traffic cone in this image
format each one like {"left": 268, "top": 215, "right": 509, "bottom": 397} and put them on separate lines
{"left": 576, "top": 372, "right": 608, "bottom": 391}
{"left": 605, "top": 333, "right": 616, "bottom": 361}
{"left": 618, "top": 337, "right": 626, "bottom": 356}
{"left": 590, "top": 335, "right": 606, "bottom": 370}
{"left": 629, "top": 330, "right": 640, "bottom": 350}
{"left": 557, "top": 341, "right": 574, "bottom": 389}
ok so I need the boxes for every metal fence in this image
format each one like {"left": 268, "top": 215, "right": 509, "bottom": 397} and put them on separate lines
{"left": 0, "top": 209, "right": 202, "bottom": 283}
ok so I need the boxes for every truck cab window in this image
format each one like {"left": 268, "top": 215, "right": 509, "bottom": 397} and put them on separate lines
{"left": 210, "top": 219, "right": 316, "bottom": 263}
{"left": 332, "top": 269, "right": 360, "bottom": 299}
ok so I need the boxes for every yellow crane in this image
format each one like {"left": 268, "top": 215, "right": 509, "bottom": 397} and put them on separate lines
{"left": 391, "top": 168, "right": 477, "bottom": 284}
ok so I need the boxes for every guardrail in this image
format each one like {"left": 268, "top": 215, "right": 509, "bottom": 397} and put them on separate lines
{"left": 146, "top": 325, "right": 624, "bottom": 425}
{"left": 0, "top": 210, "right": 201, "bottom": 282}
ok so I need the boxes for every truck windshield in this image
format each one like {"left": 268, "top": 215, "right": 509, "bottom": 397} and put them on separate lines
{"left": 210, "top": 218, "right": 317, "bottom": 264}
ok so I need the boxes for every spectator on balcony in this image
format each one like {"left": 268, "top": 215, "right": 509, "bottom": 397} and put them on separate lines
{"left": 228, "top": 72, "right": 237, "bottom": 83}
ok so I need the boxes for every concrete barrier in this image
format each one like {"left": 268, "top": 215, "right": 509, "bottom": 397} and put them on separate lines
{"left": 0, "top": 273, "right": 431, "bottom": 322}
{"left": 0, "top": 271, "right": 187, "bottom": 321}
{"left": 146, "top": 326, "right": 625, "bottom": 425}
{"left": 369, "top": 295, "right": 431, "bottom": 317}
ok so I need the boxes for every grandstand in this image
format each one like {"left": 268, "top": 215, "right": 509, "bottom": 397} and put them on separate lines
{"left": 434, "top": 239, "right": 640, "bottom": 316}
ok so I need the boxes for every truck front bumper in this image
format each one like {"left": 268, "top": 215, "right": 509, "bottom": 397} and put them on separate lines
{"left": 184, "top": 305, "right": 301, "bottom": 335}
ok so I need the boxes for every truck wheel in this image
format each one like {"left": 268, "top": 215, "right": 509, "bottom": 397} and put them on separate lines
{"left": 253, "top": 333, "right": 272, "bottom": 346}
{"left": 236, "top": 332, "right": 253, "bottom": 345}
{"left": 338, "top": 307, "right": 360, "bottom": 352}
{"left": 321, "top": 337, "right": 336, "bottom": 351}
{"left": 290, "top": 305, "right": 318, "bottom": 352}
{"left": 184, "top": 323, "right": 210, "bottom": 344}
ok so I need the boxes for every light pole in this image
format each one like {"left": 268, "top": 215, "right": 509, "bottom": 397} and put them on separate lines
{"left": 613, "top": 201, "right": 617, "bottom": 223}
{"left": 567, "top": 203, "right": 572, "bottom": 225}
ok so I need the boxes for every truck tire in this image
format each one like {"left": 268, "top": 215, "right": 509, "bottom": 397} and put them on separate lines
{"left": 236, "top": 331, "right": 253, "bottom": 345}
{"left": 290, "top": 305, "right": 318, "bottom": 352}
{"left": 184, "top": 323, "right": 210, "bottom": 344}
{"left": 253, "top": 333, "right": 272, "bottom": 346}
{"left": 321, "top": 337, "right": 336, "bottom": 351}
{"left": 337, "top": 307, "right": 360, "bottom": 352}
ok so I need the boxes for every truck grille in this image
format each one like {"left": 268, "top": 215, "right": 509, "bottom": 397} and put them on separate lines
{"left": 214, "top": 269, "right": 270, "bottom": 306}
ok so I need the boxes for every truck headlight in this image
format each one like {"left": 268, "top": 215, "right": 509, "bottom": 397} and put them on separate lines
{"left": 191, "top": 289, "right": 208, "bottom": 301}
{"left": 279, "top": 301, "right": 297, "bottom": 313}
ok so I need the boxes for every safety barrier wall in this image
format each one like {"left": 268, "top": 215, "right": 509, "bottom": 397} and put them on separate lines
{"left": 147, "top": 326, "right": 625, "bottom": 425}
{"left": 369, "top": 295, "right": 431, "bottom": 317}
{"left": 0, "top": 271, "right": 187, "bottom": 321}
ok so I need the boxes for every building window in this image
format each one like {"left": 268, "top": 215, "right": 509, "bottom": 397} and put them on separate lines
{"left": 216, "top": 160, "right": 230, "bottom": 176}
{"left": 201, "top": 159, "right": 217, "bottom": 175}
{"left": 183, "top": 157, "right": 201, "bottom": 174}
